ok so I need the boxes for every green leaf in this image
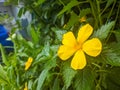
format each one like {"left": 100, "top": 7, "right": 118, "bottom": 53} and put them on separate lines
{"left": 79, "top": 8, "right": 91, "bottom": 18}
{"left": 51, "top": 27, "right": 66, "bottom": 41}
{"left": 94, "top": 21, "right": 115, "bottom": 40}
{"left": 102, "top": 0, "right": 115, "bottom": 14}
{"left": 57, "top": 0, "right": 80, "bottom": 16}
{"left": 36, "top": 55, "right": 57, "bottom": 90}
{"left": 52, "top": 77, "right": 60, "bottom": 90}
{"left": 65, "top": 12, "right": 79, "bottom": 29}
{"left": 29, "top": 25, "right": 39, "bottom": 44}
{"left": 74, "top": 68, "right": 95, "bottom": 90}
{"left": 106, "top": 67, "right": 120, "bottom": 90}
{"left": 0, "top": 65, "right": 9, "bottom": 84}
{"left": 34, "top": 0, "right": 45, "bottom": 6}
{"left": 62, "top": 61, "right": 77, "bottom": 89}
{"left": 0, "top": 44, "right": 9, "bottom": 66}
{"left": 37, "top": 69, "right": 49, "bottom": 90}
{"left": 18, "top": 7, "right": 24, "bottom": 18}
{"left": 103, "top": 47, "right": 120, "bottom": 66}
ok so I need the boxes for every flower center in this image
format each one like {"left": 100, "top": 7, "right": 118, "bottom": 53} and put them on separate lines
{"left": 74, "top": 42, "right": 82, "bottom": 50}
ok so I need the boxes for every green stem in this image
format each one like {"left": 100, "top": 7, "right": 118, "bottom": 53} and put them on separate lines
{"left": 105, "top": 2, "right": 120, "bottom": 43}
{"left": 106, "top": 0, "right": 116, "bottom": 22}
{"left": 96, "top": 0, "right": 102, "bottom": 26}
{"left": 87, "top": 0, "right": 98, "bottom": 29}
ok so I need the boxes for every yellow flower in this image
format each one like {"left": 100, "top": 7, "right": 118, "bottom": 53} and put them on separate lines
{"left": 24, "top": 82, "right": 28, "bottom": 90}
{"left": 25, "top": 57, "right": 33, "bottom": 70}
{"left": 57, "top": 24, "right": 102, "bottom": 70}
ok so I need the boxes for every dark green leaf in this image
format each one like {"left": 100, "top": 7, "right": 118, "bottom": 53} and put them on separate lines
{"left": 18, "top": 7, "right": 24, "bottom": 18}
{"left": 106, "top": 67, "right": 120, "bottom": 90}
{"left": 102, "top": 0, "right": 115, "bottom": 14}
{"left": 74, "top": 68, "right": 95, "bottom": 90}
{"left": 57, "top": 0, "right": 80, "bottom": 16}
{"left": 65, "top": 12, "right": 79, "bottom": 29}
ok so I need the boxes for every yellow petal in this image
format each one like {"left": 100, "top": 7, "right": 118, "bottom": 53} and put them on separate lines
{"left": 71, "top": 50, "right": 86, "bottom": 70}
{"left": 24, "top": 82, "right": 28, "bottom": 90}
{"left": 77, "top": 24, "right": 93, "bottom": 44}
{"left": 62, "top": 32, "right": 77, "bottom": 47}
{"left": 57, "top": 45, "right": 77, "bottom": 60}
{"left": 25, "top": 57, "right": 33, "bottom": 70}
{"left": 82, "top": 38, "right": 102, "bottom": 57}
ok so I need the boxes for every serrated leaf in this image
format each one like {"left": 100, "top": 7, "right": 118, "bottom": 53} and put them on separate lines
{"left": 103, "top": 48, "right": 120, "bottom": 66}
{"left": 57, "top": 0, "right": 80, "bottom": 16}
{"left": 62, "top": 61, "right": 77, "bottom": 89}
{"left": 51, "top": 27, "right": 66, "bottom": 41}
{"left": 74, "top": 68, "right": 95, "bottom": 90}
{"left": 94, "top": 21, "right": 115, "bottom": 40}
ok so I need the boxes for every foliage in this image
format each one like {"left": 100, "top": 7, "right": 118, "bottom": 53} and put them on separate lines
{"left": 0, "top": 0, "right": 120, "bottom": 90}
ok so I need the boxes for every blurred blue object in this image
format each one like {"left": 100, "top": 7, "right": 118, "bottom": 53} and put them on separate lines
{"left": 0, "top": 25, "right": 13, "bottom": 52}
{"left": 0, "top": 25, "right": 9, "bottom": 41}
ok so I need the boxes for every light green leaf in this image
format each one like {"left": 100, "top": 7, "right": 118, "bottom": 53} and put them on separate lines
{"left": 51, "top": 27, "right": 66, "bottom": 41}
{"left": 34, "top": 0, "right": 45, "bottom": 6}
{"left": 29, "top": 25, "right": 39, "bottom": 44}
{"left": 57, "top": 0, "right": 80, "bottom": 16}
{"left": 0, "top": 44, "right": 9, "bottom": 66}
{"left": 37, "top": 69, "right": 49, "bottom": 90}
{"left": 62, "top": 61, "right": 77, "bottom": 89}
{"left": 74, "top": 68, "right": 95, "bottom": 90}
{"left": 0, "top": 65, "right": 9, "bottom": 84}
{"left": 36, "top": 55, "right": 57, "bottom": 90}
{"left": 94, "top": 21, "right": 115, "bottom": 40}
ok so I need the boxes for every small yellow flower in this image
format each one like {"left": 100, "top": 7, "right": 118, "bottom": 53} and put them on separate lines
{"left": 63, "top": 24, "right": 67, "bottom": 29}
{"left": 79, "top": 16, "right": 86, "bottom": 22}
{"left": 57, "top": 24, "right": 102, "bottom": 70}
{"left": 25, "top": 57, "right": 33, "bottom": 70}
{"left": 24, "top": 82, "right": 28, "bottom": 90}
